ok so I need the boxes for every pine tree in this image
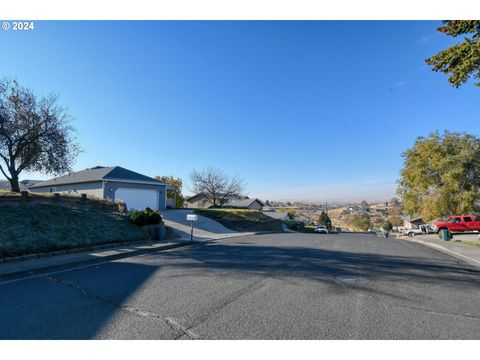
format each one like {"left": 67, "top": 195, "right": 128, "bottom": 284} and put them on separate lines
{"left": 426, "top": 20, "right": 480, "bottom": 87}
{"left": 318, "top": 210, "right": 332, "bottom": 230}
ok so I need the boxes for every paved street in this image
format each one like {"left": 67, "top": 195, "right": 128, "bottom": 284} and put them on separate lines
{"left": 1, "top": 233, "right": 479, "bottom": 339}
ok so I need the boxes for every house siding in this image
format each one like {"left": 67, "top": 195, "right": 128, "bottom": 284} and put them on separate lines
{"left": 247, "top": 201, "right": 263, "bottom": 210}
{"left": 185, "top": 198, "right": 210, "bottom": 208}
{"left": 30, "top": 181, "right": 104, "bottom": 198}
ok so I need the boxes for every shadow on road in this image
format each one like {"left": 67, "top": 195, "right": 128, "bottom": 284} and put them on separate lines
{"left": 0, "top": 262, "right": 159, "bottom": 339}
{"left": 157, "top": 240, "right": 480, "bottom": 293}
{"left": 2, "top": 235, "right": 479, "bottom": 340}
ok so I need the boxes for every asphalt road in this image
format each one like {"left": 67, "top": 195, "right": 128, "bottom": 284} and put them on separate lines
{"left": 1, "top": 233, "right": 479, "bottom": 339}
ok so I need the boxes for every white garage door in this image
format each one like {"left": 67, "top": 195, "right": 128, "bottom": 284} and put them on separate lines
{"left": 115, "top": 188, "right": 159, "bottom": 211}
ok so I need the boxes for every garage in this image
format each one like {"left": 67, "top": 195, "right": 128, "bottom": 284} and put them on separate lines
{"left": 115, "top": 188, "right": 159, "bottom": 211}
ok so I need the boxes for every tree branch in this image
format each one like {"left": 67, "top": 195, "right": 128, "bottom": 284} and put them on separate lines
{"left": 0, "top": 163, "right": 11, "bottom": 180}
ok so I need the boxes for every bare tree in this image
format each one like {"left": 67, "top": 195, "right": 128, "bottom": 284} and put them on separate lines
{"left": 0, "top": 78, "right": 80, "bottom": 192}
{"left": 190, "top": 167, "right": 244, "bottom": 207}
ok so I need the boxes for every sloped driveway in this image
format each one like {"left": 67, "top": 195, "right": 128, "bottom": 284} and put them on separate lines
{"left": 162, "top": 209, "right": 256, "bottom": 241}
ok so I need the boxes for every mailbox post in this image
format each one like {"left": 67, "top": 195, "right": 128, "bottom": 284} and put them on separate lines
{"left": 186, "top": 214, "right": 198, "bottom": 242}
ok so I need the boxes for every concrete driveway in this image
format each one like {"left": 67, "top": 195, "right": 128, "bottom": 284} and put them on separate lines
{"left": 1, "top": 232, "right": 479, "bottom": 339}
{"left": 162, "top": 209, "right": 256, "bottom": 241}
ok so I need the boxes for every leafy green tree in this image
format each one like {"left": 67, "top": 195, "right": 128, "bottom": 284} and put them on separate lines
{"left": 382, "top": 220, "right": 393, "bottom": 232}
{"left": 425, "top": 20, "right": 480, "bottom": 87}
{"left": 155, "top": 175, "right": 184, "bottom": 208}
{"left": 287, "top": 210, "right": 296, "bottom": 220}
{"left": 0, "top": 78, "right": 80, "bottom": 192}
{"left": 397, "top": 131, "right": 480, "bottom": 221}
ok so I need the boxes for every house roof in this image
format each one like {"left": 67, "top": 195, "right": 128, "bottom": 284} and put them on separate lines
{"left": 30, "top": 166, "right": 168, "bottom": 188}
{"left": 226, "top": 198, "right": 264, "bottom": 208}
{"left": 186, "top": 193, "right": 207, "bottom": 203}
{"left": 405, "top": 217, "right": 424, "bottom": 225}
{"left": 20, "top": 180, "right": 43, "bottom": 187}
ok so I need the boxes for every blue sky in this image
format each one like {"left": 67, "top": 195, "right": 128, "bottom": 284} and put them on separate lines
{"left": 1, "top": 21, "right": 479, "bottom": 202}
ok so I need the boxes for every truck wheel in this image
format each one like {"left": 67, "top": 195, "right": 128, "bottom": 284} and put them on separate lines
{"left": 437, "top": 228, "right": 447, "bottom": 238}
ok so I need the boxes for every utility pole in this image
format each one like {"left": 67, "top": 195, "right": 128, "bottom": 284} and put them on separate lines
{"left": 325, "top": 202, "right": 328, "bottom": 215}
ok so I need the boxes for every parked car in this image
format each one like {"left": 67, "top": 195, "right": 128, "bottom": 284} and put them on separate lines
{"left": 431, "top": 215, "right": 480, "bottom": 234}
{"left": 314, "top": 226, "right": 329, "bottom": 234}
{"left": 420, "top": 224, "right": 436, "bottom": 234}
{"left": 404, "top": 228, "right": 423, "bottom": 237}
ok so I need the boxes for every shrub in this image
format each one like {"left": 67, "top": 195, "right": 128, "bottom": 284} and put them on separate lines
{"left": 283, "top": 219, "right": 305, "bottom": 232}
{"left": 129, "top": 208, "right": 162, "bottom": 226}
{"left": 287, "top": 210, "right": 296, "bottom": 219}
{"left": 382, "top": 220, "right": 393, "bottom": 232}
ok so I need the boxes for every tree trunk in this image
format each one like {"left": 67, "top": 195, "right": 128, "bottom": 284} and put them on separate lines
{"left": 8, "top": 173, "right": 21, "bottom": 192}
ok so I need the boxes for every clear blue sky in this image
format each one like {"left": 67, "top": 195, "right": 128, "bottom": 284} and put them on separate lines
{"left": 1, "top": 21, "right": 479, "bottom": 202}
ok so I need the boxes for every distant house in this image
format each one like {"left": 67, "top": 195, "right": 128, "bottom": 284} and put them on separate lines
{"left": 403, "top": 216, "right": 424, "bottom": 229}
{"left": 184, "top": 193, "right": 212, "bottom": 208}
{"left": 223, "top": 198, "right": 264, "bottom": 210}
{"left": 29, "top": 166, "right": 175, "bottom": 211}
{"left": 347, "top": 206, "right": 369, "bottom": 214}
{"left": 0, "top": 180, "right": 11, "bottom": 191}
{"left": 184, "top": 193, "right": 263, "bottom": 210}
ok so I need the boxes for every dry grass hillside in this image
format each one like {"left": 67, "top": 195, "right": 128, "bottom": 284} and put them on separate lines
{"left": 280, "top": 203, "right": 394, "bottom": 232}
{"left": 0, "top": 190, "right": 148, "bottom": 258}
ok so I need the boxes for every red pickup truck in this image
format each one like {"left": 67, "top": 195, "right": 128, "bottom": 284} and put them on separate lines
{"left": 431, "top": 215, "right": 480, "bottom": 234}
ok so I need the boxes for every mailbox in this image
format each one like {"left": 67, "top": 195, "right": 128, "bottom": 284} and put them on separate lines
{"left": 187, "top": 214, "right": 198, "bottom": 222}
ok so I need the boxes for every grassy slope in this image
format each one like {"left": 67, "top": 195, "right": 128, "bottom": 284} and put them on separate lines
{"left": 194, "top": 208, "right": 273, "bottom": 221}
{"left": 0, "top": 203, "right": 148, "bottom": 258}
{"left": 453, "top": 240, "right": 480, "bottom": 247}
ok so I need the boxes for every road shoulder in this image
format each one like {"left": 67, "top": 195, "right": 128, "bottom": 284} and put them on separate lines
{"left": 396, "top": 234, "right": 480, "bottom": 269}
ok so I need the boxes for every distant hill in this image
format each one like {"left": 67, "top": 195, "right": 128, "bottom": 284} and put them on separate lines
{"left": 0, "top": 179, "right": 43, "bottom": 191}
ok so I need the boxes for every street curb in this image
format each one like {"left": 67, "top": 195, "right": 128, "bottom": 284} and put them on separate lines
{"left": 0, "top": 241, "right": 196, "bottom": 283}
{"left": 0, "top": 239, "right": 160, "bottom": 264}
{"left": 398, "top": 237, "right": 480, "bottom": 270}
